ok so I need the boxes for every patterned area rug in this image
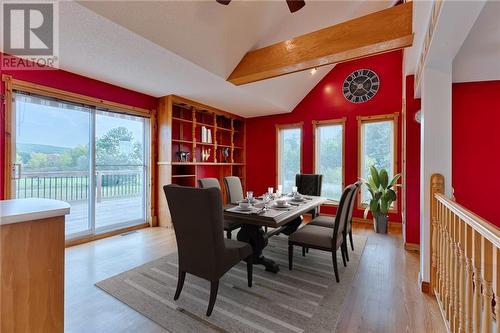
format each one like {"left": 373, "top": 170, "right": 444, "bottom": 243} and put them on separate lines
{"left": 96, "top": 234, "right": 366, "bottom": 333}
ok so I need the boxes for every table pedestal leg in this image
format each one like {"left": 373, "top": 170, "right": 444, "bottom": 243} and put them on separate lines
{"left": 237, "top": 224, "right": 280, "bottom": 273}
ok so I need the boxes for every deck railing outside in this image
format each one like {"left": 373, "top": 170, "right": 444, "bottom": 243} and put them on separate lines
{"left": 15, "top": 170, "right": 142, "bottom": 202}
{"left": 430, "top": 174, "right": 499, "bottom": 333}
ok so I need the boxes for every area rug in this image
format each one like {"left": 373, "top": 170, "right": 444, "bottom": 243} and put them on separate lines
{"left": 96, "top": 234, "right": 366, "bottom": 333}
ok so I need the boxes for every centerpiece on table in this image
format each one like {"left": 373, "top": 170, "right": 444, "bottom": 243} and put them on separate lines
{"left": 362, "top": 165, "right": 401, "bottom": 234}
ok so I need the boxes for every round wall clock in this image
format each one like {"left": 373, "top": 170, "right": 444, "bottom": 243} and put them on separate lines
{"left": 342, "top": 69, "right": 380, "bottom": 103}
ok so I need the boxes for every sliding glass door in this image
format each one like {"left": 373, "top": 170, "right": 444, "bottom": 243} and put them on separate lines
{"left": 94, "top": 110, "right": 148, "bottom": 232}
{"left": 11, "top": 92, "right": 149, "bottom": 239}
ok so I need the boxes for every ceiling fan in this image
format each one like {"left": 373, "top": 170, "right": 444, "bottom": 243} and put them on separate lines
{"left": 216, "top": 0, "right": 306, "bottom": 13}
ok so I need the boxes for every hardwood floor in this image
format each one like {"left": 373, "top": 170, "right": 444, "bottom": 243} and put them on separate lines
{"left": 65, "top": 224, "right": 446, "bottom": 333}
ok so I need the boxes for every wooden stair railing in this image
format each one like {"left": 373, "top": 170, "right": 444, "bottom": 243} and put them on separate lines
{"left": 430, "top": 174, "right": 499, "bottom": 333}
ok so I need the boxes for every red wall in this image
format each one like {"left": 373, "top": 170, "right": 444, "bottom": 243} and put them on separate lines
{"left": 404, "top": 75, "right": 421, "bottom": 244}
{"left": 0, "top": 53, "right": 157, "bottom": 199}
{"left": 246, "top": 51, "right": 403, "bottom": 222}
{"left": 452, "top": 81, "right": 500, "bottom": 226}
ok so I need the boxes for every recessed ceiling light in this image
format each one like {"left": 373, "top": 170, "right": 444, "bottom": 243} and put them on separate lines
{"left": 310, "top": 67, "right": 317, "bottom": 75}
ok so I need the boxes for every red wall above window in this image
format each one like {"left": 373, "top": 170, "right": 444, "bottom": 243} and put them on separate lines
{"left": 246, "top": 50, "right": 403, "bottom": 222}
{"left": 452, "top": 80, "right": 500, "bottom": 226}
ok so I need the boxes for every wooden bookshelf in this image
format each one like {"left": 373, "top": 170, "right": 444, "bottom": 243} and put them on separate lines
{"left": 157, "top": 95, "right": 246, "bottom": 227}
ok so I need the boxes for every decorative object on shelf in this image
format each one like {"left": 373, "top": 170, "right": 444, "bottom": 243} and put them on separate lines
{"left": 362, "top": 165, "right": 401, "bottom": 234}
{"left": 201, "top": 126, "right": 207, "bottom": 143}
{"left": 207, "top": 128, "right": 212, "bottom": 143}
{"left": 202, "top": 148, "right": 211, "bottom": 162}
{"left": 221, "top": 147, "right": 230, "bottom": 162}
{"left": 176, "top": 151, "right": 191, "bottom": 162}
{"left": 343, "top": 69, "right": 380, "bottom": 103}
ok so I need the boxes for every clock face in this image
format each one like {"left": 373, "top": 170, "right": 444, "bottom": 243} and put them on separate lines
{"left": 342, "top": 69, "right": 380, "bottom": 103}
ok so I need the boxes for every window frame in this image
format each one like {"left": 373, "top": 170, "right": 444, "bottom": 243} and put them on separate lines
{"left": 357, "top": 113, "right": 399, "bottom": 212}
{"left": 275, "top": 122, "right": 303, "bottom": 190}
{"left": 312, "top": 117, "right": 346, "bottom": 205}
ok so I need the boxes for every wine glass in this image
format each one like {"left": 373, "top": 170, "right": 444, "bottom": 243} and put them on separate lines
{"left": 246, "top": 191, "right": 254, "bottom": 203}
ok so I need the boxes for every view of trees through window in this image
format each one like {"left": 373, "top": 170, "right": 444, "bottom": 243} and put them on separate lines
{"left": 278, "top": 127, "right": 301, "bottom": 194}
{"left": 360, "top": 119, "right": 395, "bottom": 204}
{"left": 13, "top": 93, "right": 148, "bottom": 237}
{"left": 315, "top": 123, "right": 343, "bottom": 200}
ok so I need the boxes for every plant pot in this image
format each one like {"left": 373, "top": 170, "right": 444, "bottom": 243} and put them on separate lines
{"left": 373, "top": 215, "right": 388, "bottom": 234}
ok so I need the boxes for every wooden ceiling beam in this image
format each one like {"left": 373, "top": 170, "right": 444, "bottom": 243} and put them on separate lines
{"left": 227, "top": 2, "right": 413, "bottom": 86}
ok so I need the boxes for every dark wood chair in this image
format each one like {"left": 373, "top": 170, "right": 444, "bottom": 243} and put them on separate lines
{"left": 198, "top": 177, "right": 242, "bottom": 239}
{"left": 308, "top": 181, "right": 362, "bottom": 261}
{"left": 163, "top": 184, "right": 253, "bottom": 316}
{"left": 288, "top": 184, "right": 356, "bottom": 282}
{"left": 295, "top": 174, "right": 323, "bottom": 217}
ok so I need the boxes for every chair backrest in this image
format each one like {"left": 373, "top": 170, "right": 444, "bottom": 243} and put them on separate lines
{"left": 295, "top": 174, "right": 323, "bottom": 196}
{"left": 345, "top": 181, "right": 363, "bottom": 233}
{"left": 198, "top": 177, "right": 221, "bottom": 190}
{"left": 332, "top": 184, "right": 357, "bottom": 247}
{"left": 163, "top": 184, "right": 225, "bottom": 280}
{"left": 224, "top": 176, "right": 244, "bottom": 204}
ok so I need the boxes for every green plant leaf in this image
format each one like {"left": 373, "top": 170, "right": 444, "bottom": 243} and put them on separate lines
{"left": 388, "top": 174, "right": 401, "bottom": 189}
{"left": 379, "top": 169, "right": 389, "bottom": 189}
{"left": 380, "top": 197, "right": 389, "bottom": 214}
{"left": 370, "top": 199, "right": 380, "bottom": 217}
{"left": 386, "top": 188, "right": 397, "bottom": 202}
{"left": 370, "top": 165, "right": 380, "bottom": 188}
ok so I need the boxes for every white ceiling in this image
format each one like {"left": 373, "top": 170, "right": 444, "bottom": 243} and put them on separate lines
{"left": 453, "top": 1, "right": 500, "bottom": 83}
{"left": 56, "top": 1, "right": 394, "bottom": 117}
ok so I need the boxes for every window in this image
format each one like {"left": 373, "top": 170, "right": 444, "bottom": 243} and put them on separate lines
{"left": 358, "top": 114, "right": 398, "bottom": 206}
{"left": 313, "top": 119, "right": 345, "bottom": 201}
{"left": 12, "top": 91, "right": 150, "bottom": 239}
{"left": 277, "top": 124, "right": 302, "bottom": 194}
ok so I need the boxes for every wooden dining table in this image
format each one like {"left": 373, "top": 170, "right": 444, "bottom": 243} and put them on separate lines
{"left": 224, "top": 195, "right": 327, "bottom": 273}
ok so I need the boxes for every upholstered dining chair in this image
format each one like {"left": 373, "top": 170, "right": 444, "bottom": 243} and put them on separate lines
{"left": 308, "top": 181, "right": 362, "bottom": 261}
{"left": 223, "top": 176, "right": 244, "bottom": 204}
{"left": 288, "top": 184, "right": 356, "bottom": 282}
{"left": 163, "top": 184, "right": 253, "bottom": 316}
{"left": 295, "top": 174, "right": 323, "bottom": 217}
{"left": 198, "top": 177, "right": 242, "bottom": 239}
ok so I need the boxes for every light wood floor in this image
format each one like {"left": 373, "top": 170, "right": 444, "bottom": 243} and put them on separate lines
{"left": 65, "top": 224, "right": 446, "bottom": 333}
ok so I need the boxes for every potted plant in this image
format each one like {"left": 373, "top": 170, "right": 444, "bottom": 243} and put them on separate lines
{"left": 362, "top": 165, "right": 401, "bottom": 234}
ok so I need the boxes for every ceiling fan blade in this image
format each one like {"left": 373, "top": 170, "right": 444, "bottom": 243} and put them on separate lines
{"left": 216, "top": 0, "right": 231, "bottom": 5}
{"left": 286, "top": 0, "right": 305, "bottom": 13}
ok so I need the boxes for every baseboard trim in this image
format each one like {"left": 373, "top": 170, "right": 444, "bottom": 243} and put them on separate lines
{"left": 421, "top": 280, "right": 431, "bottom": 294}
{"left": 351, "top": 217, "right": 402, "bottom": 228}
{"left": 404, "top": 242, "right": 420, "bottom": 252}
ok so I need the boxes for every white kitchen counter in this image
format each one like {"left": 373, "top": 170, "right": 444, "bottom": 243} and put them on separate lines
{"left": 0, "top": 198, "right": 70, "bottom": 225}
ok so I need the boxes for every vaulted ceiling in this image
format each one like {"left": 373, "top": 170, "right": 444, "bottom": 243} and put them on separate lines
{"left": 56, "top": 1, "right": 396, "bottom": 117}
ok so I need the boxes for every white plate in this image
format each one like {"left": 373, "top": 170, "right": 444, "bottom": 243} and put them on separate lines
{"left": 291, "top": 197, "right": 305, "bottom": 202}
{"left": 273, "top": 203, "right": 291, "bottom": 209}
{"left": 236, "top": 206, "right": 253, "bottom": 211}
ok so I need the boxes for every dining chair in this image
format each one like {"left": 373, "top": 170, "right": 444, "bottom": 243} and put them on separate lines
{"left": 288, "top": 184, "right": 356, "bottom": 282}
{"left": 223, "top": 176, "right": 245, "bottom": 204}
{"left": 163, "top": 184, "right": 253, "bottom": 316}
{"left": 295, "top": 174, "right": 323, "bottom": 217}
{"left": 308, "top": 181, "right": 362, "bottom": 261}
{"left": 198, "top": 177, "right": 242, "bottom": 239}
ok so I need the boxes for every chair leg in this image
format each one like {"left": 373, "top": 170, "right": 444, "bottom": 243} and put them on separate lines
{"left": 174, "top": 270, "right": 186, "bottom": 300}
{"left": 306, "top": 247, "right": 309, "bottom": 253}
{"left": 246, "top": 256, "right": 253, "bottom": 288}
{"left": 206, "top": 280, "right": 219, "bottom": 316}
{"left": 288, "top": 244, "right": 293, "bottom": 270}
{"left": 332, "top": 251, "right": 340, "bottom": 283}
{"left": 302, "top": 247, "right": 306, "bottom": 256}
{"left": 341, "top": 245, "right": 347, "bottom": 267}
{"left": 349, "top": 230, "right": 354, "bottom": 251}
{"left": 226, "top": 230, "right": 232, "bottom": 239}
{"left": 265, "top": 226, "right": 268, "bottom": 233}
